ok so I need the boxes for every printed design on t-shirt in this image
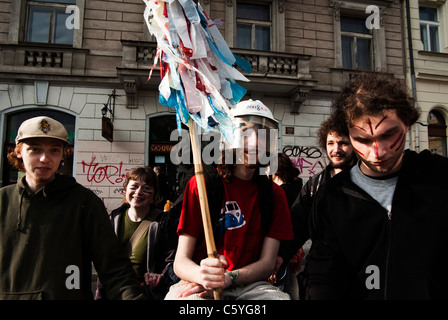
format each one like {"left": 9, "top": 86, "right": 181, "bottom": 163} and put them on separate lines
{"left": 218, "top": 201, "right": 246, "bottom": 234}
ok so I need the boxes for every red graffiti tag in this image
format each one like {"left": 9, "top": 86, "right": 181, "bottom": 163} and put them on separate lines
{"left": 81, "top": 156, "right": 131, "bottom": 186}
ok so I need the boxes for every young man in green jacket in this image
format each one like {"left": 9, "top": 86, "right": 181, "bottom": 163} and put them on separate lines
{"left": 0, "top": 116, "right": 144, "bottom": 300}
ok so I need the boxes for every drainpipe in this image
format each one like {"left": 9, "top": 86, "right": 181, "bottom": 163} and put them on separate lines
{"left": 405, "top": 0, "right": 420, "bottom": 152}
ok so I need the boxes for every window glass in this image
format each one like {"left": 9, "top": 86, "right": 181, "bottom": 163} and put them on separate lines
{"left": 237, "top": 24, "right": 252, "bottom": 49}
{"left": 27, "top": 6, "right": 51, "bottom": 43}
{"left": 419, "top": 7, "right": 438, "bottom": 22}
{"left": 237, "top": 4, "right": 270, "bottom": 21}
{"left": 357, "top": 38, "right": 371, "bottom": 70}
{"left": 54, "top": 8, "right": 74, "bottom": 45}
{"left": 341, "top": 17, "right": 369, "bottom": 34}
{"left": 420, "top": 25, "right": 429, "bottom": 50}
{"left": 429, "top": 25, "right": 440, "bottom": 51}
{"left": 341, "top": 36, "right": 353, "bottom": 68}
{"left": 255, "top": 25, "right": 270, "bottom": 51}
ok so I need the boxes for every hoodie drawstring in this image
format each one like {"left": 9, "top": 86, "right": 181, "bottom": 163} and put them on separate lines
{"left": 17, "top": 189, "right": 26, "bottom": 232}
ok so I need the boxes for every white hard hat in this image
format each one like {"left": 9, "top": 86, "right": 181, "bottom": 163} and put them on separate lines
{"left": 231, "top": 99, "right": 278, "bottom": 130}
{"left": 221, "top": 99, "right": 278, "bottom": 158}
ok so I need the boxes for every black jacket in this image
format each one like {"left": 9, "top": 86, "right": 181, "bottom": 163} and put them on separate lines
{"left": 284, "top": 165, "right": 334, "bottom": 261}
{"left": 96, "top": 203, "right": 180, "bottom": 300}
{"left": 306, "top": 150, "right": 448, "bottom": 300}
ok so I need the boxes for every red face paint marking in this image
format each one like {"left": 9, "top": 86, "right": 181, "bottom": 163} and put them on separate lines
{"left": 394, "top": 133, "right": 405, "bottom": 152}
{"left": 366, "top": 118, "right": 374, "bottom": 136}
{"left": 375, "top": 116, "right": 388, "bottom": 130}
{"left": 354, "top": 125, "right": 367, "bottom": 132}
{"left": 389, "top": 131, "right": 404, "bottom": 150}
{"left": 373, "top": 141, "right": 379, "bottom": 158}
{"left": 353, "top": 146, "right": 364, "bottom": 157}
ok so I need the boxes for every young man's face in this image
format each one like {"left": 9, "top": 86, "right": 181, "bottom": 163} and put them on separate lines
{"left": 349, "top": 110, "right": 408, "bottom": 177}
{"left": 326, "top": 132, "right": 354, "bottom": 169}
{"left": 17, "top": 138, "right": 64, "bottom": 187}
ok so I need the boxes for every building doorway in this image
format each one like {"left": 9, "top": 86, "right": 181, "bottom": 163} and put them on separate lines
{"left": 1, "top": 108, "right": 76, "bottom": 187}
{"left": 148, "top": 114, "right": 185, "bottom": 204}
{"left": 428, "top": 110, "right": 447, "bottom": 157}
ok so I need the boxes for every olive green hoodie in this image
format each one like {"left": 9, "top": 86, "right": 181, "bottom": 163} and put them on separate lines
{"left": 0, "top": 174, "right": 144, "bottom": 300}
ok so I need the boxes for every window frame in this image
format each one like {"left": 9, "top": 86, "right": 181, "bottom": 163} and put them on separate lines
{"left": 26, "top": 1, "right": 76, "bottom": 45}
{"left": 419, "top": 6, "right": 441, "bottom": 52}
{"left": 332, "top": 1, "right": 387, "bottom": 72}
{"left": 225, "top": 0, "right": 285, "bottom": 52}
{"left": 8, "top": 0, "right": 85, "bottom": 48}
{"left": 236, "top": 2, "right": 272, "bottom": 51}
{"left": 340, "top": 16, "right": 374, "bottom": 70}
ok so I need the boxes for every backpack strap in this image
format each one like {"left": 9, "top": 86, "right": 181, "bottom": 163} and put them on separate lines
{"left": 202, "top": 167, "right": 224, "bottom": 238}
{"left": 146, "top": 221, "right": 160, "bottom": 273}
{"left": 126, "top": 219, "right": 151, "bottom": 257}
{"left": 255, "top": 173, "right": 273, "bottom": 235}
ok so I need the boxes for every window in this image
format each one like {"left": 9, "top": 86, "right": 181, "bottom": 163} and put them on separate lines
{"left": 236, "top": 3, "right": 271, "bottom": 51}
{"left": 341, "top": 16, "right": 372, "bottom": 70}
{"left": 419, "top": 7, "right": 440, "bottom": 52}
{"left": 26, "top": 0, "right": 77, "bottom": 45}
{"left": 428, "top": 110, "right": 447, "bottom": 157}
{"left": 332, "top": 1, "right": 386, "bottom": 72}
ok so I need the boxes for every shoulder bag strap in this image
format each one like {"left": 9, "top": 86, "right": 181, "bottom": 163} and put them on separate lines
{"left": 146, "top": 221, "right": 160, "bottom": 273}
{"left": 126, "top": 219, "right": 151, "bottom": 257}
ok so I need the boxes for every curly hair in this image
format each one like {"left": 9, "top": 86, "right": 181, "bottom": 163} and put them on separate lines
{"left": 333, "top": 73, "right": 419, "bottom": 127}
{"left": 317, "top": 112, "right": 350, "bottom": 151}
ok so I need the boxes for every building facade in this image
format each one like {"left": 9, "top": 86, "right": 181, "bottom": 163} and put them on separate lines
{"left": 404, "top": 0, "right": 448, "bottom": 156}
{"left": 0, "top": 0, "right": 419, "bottom": 211}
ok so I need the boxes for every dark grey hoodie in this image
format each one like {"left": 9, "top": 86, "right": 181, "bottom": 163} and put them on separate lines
{"left": 0, "top": 174, "right": 144, "bottom": 300}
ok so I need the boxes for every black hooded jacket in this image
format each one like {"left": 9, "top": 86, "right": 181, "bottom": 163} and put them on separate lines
{"left": 306, "top": 150, "right": 448, "bottom": 300}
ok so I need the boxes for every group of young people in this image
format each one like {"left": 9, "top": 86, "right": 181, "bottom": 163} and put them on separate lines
{"left": 1, "top": 73, "right": 447, "bottom": 300}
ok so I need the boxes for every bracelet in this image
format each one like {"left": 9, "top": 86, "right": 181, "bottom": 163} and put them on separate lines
{"left": 225, "top": 270, "right": 239, "bottom": 283}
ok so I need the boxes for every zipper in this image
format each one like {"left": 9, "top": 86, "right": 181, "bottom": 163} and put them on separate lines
{"left": 384, "top": 211, "right": 392, "bottom": 299}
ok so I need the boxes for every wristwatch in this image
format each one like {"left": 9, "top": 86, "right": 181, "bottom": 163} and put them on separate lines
{"left": 225, "top": 270, "right": 239, "bottom": 284}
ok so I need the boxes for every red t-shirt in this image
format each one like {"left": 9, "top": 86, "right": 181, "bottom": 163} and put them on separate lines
{"left": 177, "top": 175, "right": 293, "bottom": 270}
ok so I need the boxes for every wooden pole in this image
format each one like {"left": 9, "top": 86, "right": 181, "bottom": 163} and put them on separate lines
{"left": 188, "top": 119, "right": 223, "bottom": 300}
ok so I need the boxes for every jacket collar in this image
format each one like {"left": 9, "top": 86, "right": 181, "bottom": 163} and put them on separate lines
{"left": 330, "top": 150, "right": 418, "bottom": 200}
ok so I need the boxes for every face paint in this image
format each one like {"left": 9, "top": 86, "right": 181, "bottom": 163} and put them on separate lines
{"left": 373, "top": 141, "right": 379, "bottom": 159}
{"left": 349, "top": 110, "right": 409, "bottom": 177}
{"left": 354, "top": 125, "right": 367, "bottom": 133}
{"left": 366, "top": 118, "right": 374, "bottom": 135}
{"left": 389, "top": 130, "right": 405, "bottom": 151}
{"left": 375, "top": 116, "right": 388, "bottom": 130}
{"left": 353, "top": 146, "right": 365, "bottom": 157}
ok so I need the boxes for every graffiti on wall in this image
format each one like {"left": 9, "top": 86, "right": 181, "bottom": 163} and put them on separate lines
{"left": 81, "top": 156, "right": 132, "bottom": 187}
{"left": 282, "top": 145, "right": 327, "bottom": 177}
